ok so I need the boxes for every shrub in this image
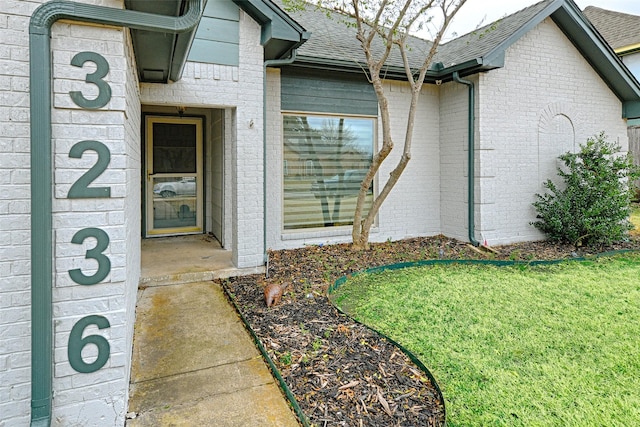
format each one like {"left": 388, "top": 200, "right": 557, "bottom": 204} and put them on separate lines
{"left": 532, "top": 132, "right": 640, "bottom": 247}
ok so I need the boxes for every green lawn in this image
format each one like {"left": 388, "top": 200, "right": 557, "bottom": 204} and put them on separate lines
{"left": 331, "top": 254, "right": 640, "bottom": 426}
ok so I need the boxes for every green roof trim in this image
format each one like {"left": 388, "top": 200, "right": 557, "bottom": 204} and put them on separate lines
{"left": 623, "top": 101, "right": 640, "bottom": 119}
{"left": 550, "top": 1, "right": 640, "bottom": 117}
{"left": 232, "top": 0, "right": 310, "bottom": 60}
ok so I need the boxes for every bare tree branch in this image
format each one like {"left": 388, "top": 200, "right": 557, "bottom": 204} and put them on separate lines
{"left": 284, "top": 0, "right": 470, "bottom": 249}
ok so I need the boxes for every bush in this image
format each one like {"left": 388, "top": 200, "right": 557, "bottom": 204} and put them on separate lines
{"left": 532, "top": 132, "right": 640, "bottom": 247}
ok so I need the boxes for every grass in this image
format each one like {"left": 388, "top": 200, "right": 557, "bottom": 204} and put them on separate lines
{"left": 331, "top": 254, "right": 640, "bottom": 426}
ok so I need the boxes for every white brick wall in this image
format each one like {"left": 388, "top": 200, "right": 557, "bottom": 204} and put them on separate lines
{"left": 265, "top": 69, "right": 284, "bottom": 249}
{"left": 122, "top": 26, "right": 142, "bottom": 425}
{"left": 376, "top": 81, "right": 441, "bottom": 241}
{"left": 439, "top": 79, "right": 474, "bottom": 241}
{"left": 1, "top": 0, "right": 141, "bottom": 424}
{"left": 0, "top": 1, "right": 36, "bottom": 424}
{"left": 50, "top": 17, "right": 137, "bottom": 426}
{"left": 1, "top": 4, "right": 633, "bottom": 424}
{"left": 475, "top": 17, "right": 629, "bottom": 245}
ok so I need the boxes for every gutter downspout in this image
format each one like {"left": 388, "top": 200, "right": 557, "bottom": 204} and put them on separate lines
{"left": 29, "top": 1, "right": 203, "bottom": 425}
{"left": 263, "top": 51, "right": 298, "bottom": 277}
{"left": 452, "top": 71, "right": 480, "bottom": 246}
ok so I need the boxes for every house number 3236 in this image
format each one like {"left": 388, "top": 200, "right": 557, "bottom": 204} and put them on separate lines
{"left": 66, "top": 51, "right": 112, "bottom": 374}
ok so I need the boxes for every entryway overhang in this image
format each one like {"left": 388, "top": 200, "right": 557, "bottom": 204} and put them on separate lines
{"left": 125, "top": 0, "right": 204, "bottom": 83}
{"left": 126, "top": 0, "right": 310, "bottom": 83}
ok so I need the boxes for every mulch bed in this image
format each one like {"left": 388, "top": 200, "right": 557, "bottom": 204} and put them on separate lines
{"left": 221, "top": 235, "right": 640, "bottom": 426}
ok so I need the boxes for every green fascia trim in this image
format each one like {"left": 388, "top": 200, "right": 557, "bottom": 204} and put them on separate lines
{"left": 623, "top": 101, "right": 640, "bottom": 119}
{"left": 552, "top": 7, "right": 640, "bottom": 102}
{"left": 288, "top": 55, "right": 497, "bottom": 84}
{"left": 126, "top": 0, "right": 208, "bottom": 82}
{"left": 232, "top": 0, "right": 310, "bottom": 59}
{"left": 233, "top": 0, "right": 305, "bottom": 35}
{"left": 553, "top": 3, "right": 640, "bottom": 117}
{"left": 29, "top": 1, "right": 204, "bottom": 425}
{"left": 434, "top": 58, "right": 501, "bottom": 82}
{"left": 170, "top": 18, "right": 200, "bottom": 81}
{"left": 286, "top": 0, "right": 640, "bottom": 108}
{"left": 479, "top": 0, "right": 564, "bottom": 67}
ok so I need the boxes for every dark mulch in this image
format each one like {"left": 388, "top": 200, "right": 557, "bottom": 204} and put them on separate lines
{"left": 221, "top": 235, "right": 640, "bottom": 426}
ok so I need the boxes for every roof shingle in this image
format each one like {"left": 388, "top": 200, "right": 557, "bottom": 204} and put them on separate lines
{"left": 582, "top": 6, "right": 640, "bottom": 52}
{"left": 274, "top": 0, "right": 555, "bottom": 72}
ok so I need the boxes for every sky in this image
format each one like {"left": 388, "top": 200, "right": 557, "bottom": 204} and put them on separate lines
{"left": 442, "top": 0, "right": 640, "bottom": 40}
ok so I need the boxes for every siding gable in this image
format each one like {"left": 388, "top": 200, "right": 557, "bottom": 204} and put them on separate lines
{"left": 188, "top": 0, "right": 240, "bottom": 66}
{"left": 281, "top": 68, "right": 378, "bottom": 116}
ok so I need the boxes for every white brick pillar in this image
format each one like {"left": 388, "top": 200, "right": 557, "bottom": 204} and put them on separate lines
{"left": 232, "top": 11, "right": 265, "bottom": 268}
{"left": 48, "top": 21, "right": 139, "bottom": 425}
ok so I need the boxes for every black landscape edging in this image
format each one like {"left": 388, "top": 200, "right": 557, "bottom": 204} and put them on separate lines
{"left": 221, "top": 284, "right": 311, "bottom": 427}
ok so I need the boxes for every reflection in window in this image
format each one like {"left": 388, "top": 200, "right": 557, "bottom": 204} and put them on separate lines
{"left": 283, "top": 114, "right": 375, "bottom": 229}
{"left": 152, "top": 123, "right": 197, "bottom": 173}
{"left": 304, "top": 159, "right": 315, "bottom": 177}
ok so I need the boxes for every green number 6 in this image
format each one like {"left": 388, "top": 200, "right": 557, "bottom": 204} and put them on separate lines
{"left": 68, "top": 315, "right": 111, "bottom": 373}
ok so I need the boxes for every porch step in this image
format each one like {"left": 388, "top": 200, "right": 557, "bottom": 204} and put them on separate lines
{"left": 139, "top": 266, "right": 264, "bottom": 287}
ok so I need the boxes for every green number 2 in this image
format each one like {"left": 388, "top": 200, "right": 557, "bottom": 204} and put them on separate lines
{"left": 68, "top": 228, "right": 111, "bottom": 286}
{"left": 68, "top": 315, "right": 111, "bottom": 373}
{"left": 68, "top": 140, "right": 111, "bottom": 199}
{"left": 69, "top": 51, "right": 112, "bottom": 109}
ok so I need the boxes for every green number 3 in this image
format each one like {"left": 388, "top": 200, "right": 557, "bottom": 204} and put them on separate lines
{"left": 69, "top": 51, "right": 112, "bottom": 109}
{"left": 68, "top": 228, "right": 111, "bottom": 285}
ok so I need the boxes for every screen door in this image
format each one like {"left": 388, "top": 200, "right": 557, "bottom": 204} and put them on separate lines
{"left": 145, "top": 116, "right": 203, "bottom": 236}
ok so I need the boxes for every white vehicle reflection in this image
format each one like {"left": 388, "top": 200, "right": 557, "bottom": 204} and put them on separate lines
{"left": 153, "top": 177, "right": 196, "bottom": 198}
{"left": 311, "top": 169, "right": 370, "bottom": 198}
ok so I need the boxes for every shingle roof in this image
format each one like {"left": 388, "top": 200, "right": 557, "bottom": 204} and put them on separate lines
{"left": 273, "top": 0, "right": 556, "bottom": 74}
{"left": 435, "top": 0, "right": 553, "bottom": 68}
{"left": 272, "top": 0, "right": 434, "bottom": 71}
{"left": 582, "top": 6, "right": 640, "bottom": 52}
{"left": 270, "top": 0, "right": 640, "bottom": 114}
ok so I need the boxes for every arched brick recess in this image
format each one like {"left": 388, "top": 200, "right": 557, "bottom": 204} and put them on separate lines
{"left": 538, "top": 102, "right": 579, "bottom": 187}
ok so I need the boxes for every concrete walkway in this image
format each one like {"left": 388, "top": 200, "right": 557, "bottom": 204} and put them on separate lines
{"left": 127, "top": 281, "right": 300, "bottom": 426}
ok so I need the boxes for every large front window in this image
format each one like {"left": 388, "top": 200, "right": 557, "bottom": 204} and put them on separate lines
{"left": 283, "top": 114, "right": 375, "bottom": 230}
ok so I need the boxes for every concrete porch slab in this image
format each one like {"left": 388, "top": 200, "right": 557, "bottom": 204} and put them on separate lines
{"left": 140, "top": 235, "right": 264, "bottom": 286}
